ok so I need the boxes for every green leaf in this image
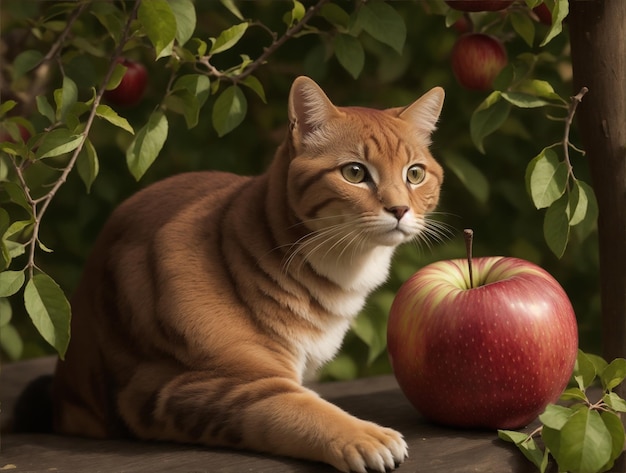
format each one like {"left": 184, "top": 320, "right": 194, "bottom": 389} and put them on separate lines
{"left": 90, "top": 1, "right": 125, "bottom": 43}
{"left": 574, "top": 349, "right": 598, "bottom": 390}
{"left": 0, "top": 322, "right": 23, "bottom": 360}
{"left": 95, "top": 104, "right": 134, "bottom": 134}
{"left": 553, "top": 407, "right": 613, "bottom": 473}
{"left": 0, "top": 100, "right": 17, "bottom": 117}
{"left": 333, "top": 34, "right": 365, "bottom": 79}
{"left": 76, "top": 138, "right": 99, "bottom": 192}
{"left": 219, "top": 0, "right": 244, "bottom": 20}
{"left": 210, "top": 23, "right": 249, "bottom": 55}
{"left": 602, "top": 392, "right": 626, "bottom": 413}
{"left": 240, "top": 76, "right": 267, "bottom": 104}
{"left": 352, "top": 291, "right": 393, "bottom": 364}
{"left": 0, "top": 270, "right": 25, "bottom": 297}
{"left": 526, "top": 148, "right": 568, "bottom": 209}
{"left": 540, "top": 0, "right": 569, "bottom": 46}
{"left": 470, "top": 92, "right": 511, "bottom": 153}
{"left": 586, "top": 352, "right": 609, "bottom": 377}
{"left": 13, "top": 50, "right": 43, "bottom": 80}
{"left": 560, "top": 387, "right": 587, "bottom": 402}
{"left": 572, "top": 180, "right": 598, "bottom": 240}
{"left": 501, "top": 91, "right": 550, "bottom": 108}
{"left": 498, "top": 431, "right": 546, "bottom": 471}
{"left": 442, "top": 153, "right": 490, "bottom": 204}
{"left": 172, "top": 74, "right": 211, "bottom": 108}
{"left": 320, "top": 3, "right": 350, "bottom": 29}
{"left": 539, "top": 404, "right": 575, "bottom": 430}
{"left": 284, "top": 0, "right": 305, "bottom": 27}
{"left": 166, "top": 90, "right": 200, "bottom": 129}
{"left": 518, "top": 79, "right": 566, "bottom": 103}
{"left": 3, "top": 181, "right": 31, "bottom": 213}
{"left": 498, "top": 430, "right": 530, "bottom": 444}
{"left": 54, "top": 76, "right": 78, "bottom": 122}
{"left": 319, "top": 353, "right": 359, "bottom": 381}
{"left": 357, "top": 1, "right": 406, "bottom": 54}
{"left": 212, "top": 86, "right": 247, "bottom": 137}
{"left": 510, "top": 11, "right": 535, "bottom": 47}
{"left": 138, "top": 0, "right": 177, "bottom": 59}
{"left": 35, "top": 129, "right": 83, "bottom": 159}
{"left": 126, "top": 111, "right": 168, "bottom": 181}
{"left": 0, "top": 297, "right": 11, "bottom": 326}
{"left": 543, "top": 193, "right": 570, "bottom": 258}
{"left": 169, "top": 0, "right": 196, "bottom": 46}
{"left": 568, "top": 179, "right": 588, "bottom": 226}
{"left": 105, "top": 62, "right": 127, "bottom": 91}
{"left": 24, "top": 271, "right": 71, "bottom": 359}
{"left": 0, "top": 210, "right": 10, "bottom": 270}
{"left": 599, "top": 411, "right": 625, "bottom": 471}
{"left": 600, "top": 358, "right": 626, "bottom": 392}
{"left": 36, "top": 95, "right": 55, "bottom": 123}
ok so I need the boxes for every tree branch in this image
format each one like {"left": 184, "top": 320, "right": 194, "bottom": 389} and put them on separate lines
{"left": 18, "top": 0, "right": 143, "bottom": 278}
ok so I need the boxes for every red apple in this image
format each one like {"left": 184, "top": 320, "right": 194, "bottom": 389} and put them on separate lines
{"left": 452, "top": 15, "right": 472, "bottom": 35}
{"left": 103, "top": 59, "right": 148, "bottom": 106}
{"left": 0, "top": 123, "right": 30, "bottom": 143}
{"left": 387, "top": 256, "right": 578, "bottom": 429}
{"left": 446, "top": 0, "right": 513, "bottom": 12}
{"left": 533, "top": 3, "right": 552, "bottom": 25}
{"left": 451, "top": 33, "right": 507, "bottom": 90}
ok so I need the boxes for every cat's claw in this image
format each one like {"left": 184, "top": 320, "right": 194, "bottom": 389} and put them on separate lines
{"left": 328, "top": 425, "right": 408, "bottom": 472}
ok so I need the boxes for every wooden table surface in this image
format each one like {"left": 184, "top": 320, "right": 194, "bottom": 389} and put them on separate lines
{"left": 1, "top": 357, "right": 622, "bottom": 473}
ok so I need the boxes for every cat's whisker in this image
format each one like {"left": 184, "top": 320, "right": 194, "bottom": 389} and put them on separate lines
{"left": 281, "top": 220, "right": 358, "bottom": 276}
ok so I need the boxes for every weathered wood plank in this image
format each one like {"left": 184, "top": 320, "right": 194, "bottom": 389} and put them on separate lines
{"left": 0, "top": 357, "right": 621, "bottom": 472}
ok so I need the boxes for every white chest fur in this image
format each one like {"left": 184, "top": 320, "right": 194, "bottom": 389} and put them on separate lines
{"left": 297, "top": 245, "right": 396, "bottom": 380}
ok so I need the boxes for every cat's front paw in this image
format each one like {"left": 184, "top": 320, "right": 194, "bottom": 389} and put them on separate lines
{"left": 327, "top": 421, "right": 408, "bottom": 473}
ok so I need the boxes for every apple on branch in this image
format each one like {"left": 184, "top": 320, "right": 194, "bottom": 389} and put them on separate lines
{"left": 387, "top": 230, "right": 578, "bottom": 430}
{"left": 451, "top": 33, "right": 507, "bottom": 91}
{"left": 103, "top": 58, "right": 148, "bottom": 107}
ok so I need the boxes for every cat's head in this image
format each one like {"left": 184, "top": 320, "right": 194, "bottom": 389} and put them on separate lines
{"left": 285, "top": 76, "right": 445, "bottom": 251}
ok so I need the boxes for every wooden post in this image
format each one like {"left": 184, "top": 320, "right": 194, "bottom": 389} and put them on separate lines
{"left": 569, "top": 1, "right": 626, "bottom": 371}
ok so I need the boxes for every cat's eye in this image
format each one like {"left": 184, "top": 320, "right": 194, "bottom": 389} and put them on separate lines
{"left": 407, "top": 164, "right": 426, "bottom": 185}
{"left": 341, "top": 163, "right": 368, "bottom": 184}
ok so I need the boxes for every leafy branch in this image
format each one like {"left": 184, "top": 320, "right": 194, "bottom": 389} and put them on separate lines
{"left": 525, "top": 86, "right": 597, "bottom": 258}
{"left": 14, "top": 1, "right": 141, "bottom": 282}
{"left": 499, "top": 350, "right": 626, "bottom": 473}
{"left": 0, "top": 0, "right": 409, "bottom": 359}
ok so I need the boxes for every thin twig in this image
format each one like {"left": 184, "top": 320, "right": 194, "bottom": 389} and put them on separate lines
{"left": 19, "top": 0, "right": 143, "bottom": 278}
{"left": 199, "top": 0, "right": 330, "bottom": 83}
{"left": 563, "top": 87, "right": 588, "bottom": 182}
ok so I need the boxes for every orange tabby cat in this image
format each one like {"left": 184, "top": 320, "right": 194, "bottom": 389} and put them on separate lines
{"left": 52, "top": 76, "right": 444, "bottom": 472}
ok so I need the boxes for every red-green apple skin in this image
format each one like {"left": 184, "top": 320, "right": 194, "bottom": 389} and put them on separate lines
{"left": 103, "top": 59, "right": 148, "bottom": 106}
{"left": 446, "top": 0, "right": 513, "bottom": 12}
{"left": 451, "top": 33, "right": 507, "bottom": 90}
{"left": 0, "top": 123, "right": 30, "bottom": 143}
{"left": 533, "top": 4, "right": 552, "bottom": 25}
{"left": 387, "top": 257, "right": 578, "bottom": 430}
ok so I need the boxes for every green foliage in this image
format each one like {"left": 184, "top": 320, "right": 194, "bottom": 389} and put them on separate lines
{"left": 499, "top": 351, "right": 626, "bottom": 473}
{"left": 0, "top": 0, "right": 600, "bottom": 377}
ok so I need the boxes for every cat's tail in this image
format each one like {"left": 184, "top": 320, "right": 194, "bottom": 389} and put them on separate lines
{"left": 4, "top": 374, "right": 54, "bottom": 433}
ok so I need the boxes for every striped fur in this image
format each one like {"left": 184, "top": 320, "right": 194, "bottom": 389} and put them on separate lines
{"left": 52, "top": 76, "right": 444, "bottom": 472}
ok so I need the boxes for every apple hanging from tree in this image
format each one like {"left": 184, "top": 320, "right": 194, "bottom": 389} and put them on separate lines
{"left": 387, "top": 230, "right": 578, "bottom": 430}
{"left": 103, "top": 58, "right": 148, "bottom": 106}
{"left": 451, "top": 33, "right": 507, "bottom": 90}
{"left": 445, "top": 0, "right": 513, "bottom": 12}
{"left": 533, "top": 3, "right": 552, "bottom": 25}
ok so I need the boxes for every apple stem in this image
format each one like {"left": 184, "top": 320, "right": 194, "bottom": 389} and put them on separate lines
{"left": 464, "top": 229, "right": 474, "bottom": 289}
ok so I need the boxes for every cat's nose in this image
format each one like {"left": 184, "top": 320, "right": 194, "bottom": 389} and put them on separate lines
{"left": 386, "top": 206, "right": 409, "bottom": 220}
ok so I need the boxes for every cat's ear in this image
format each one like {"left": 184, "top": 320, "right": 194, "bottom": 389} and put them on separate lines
{"left": 288, "top": 76, "right": 341, "bottom": 148}
{"left": 397, "top": 87, "right": 445, "bottom": 142}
